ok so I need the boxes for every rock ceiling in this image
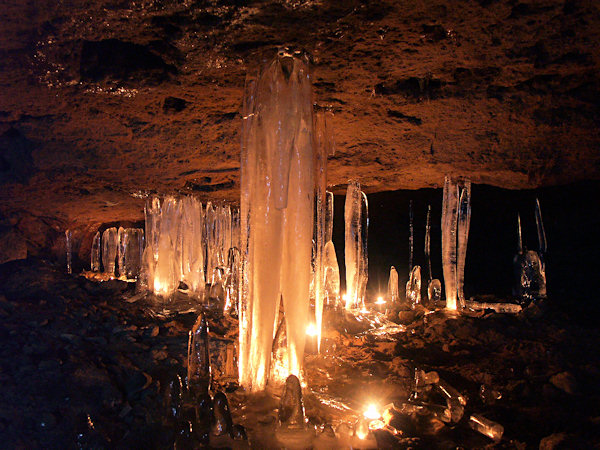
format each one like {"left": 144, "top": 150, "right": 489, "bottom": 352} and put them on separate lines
{"left": 1, "top": 0, "right": 599, "bottom": 231}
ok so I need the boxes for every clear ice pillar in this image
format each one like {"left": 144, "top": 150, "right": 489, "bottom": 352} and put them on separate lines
{"left": 91, "top": 231, "right": 101, "bottom": 272}
{"left": 388, "top": 266, "right": 399, "bottom": 304}
{"left": 239, "top": 53, "right": 316, "bottom": 391}
{"left": 441, "top": 177, "right": 471, "bottom": 310}
{"left": 102, "top": 227, "right": 118, "bottom": 275}
{"left": 344, "top": 180, "right": 362, "bottom": 309}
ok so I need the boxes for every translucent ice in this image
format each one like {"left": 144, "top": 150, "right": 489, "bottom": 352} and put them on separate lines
{"left": 406, "top": 265, "right": 422, "bottom": 308}
{"left": 428, "top": 279, "right": 442, "bottom": 304}
{"left": 119, "top": 228, "right": 144, "bottom": 279}
{"left": 180, "top": 196, "right": 204, "bottom": 296}
{"left": 468, "top": 413, "right": 503, "bottom": 441}
{"left": 239, "top": 54, "right": 315, "bottom": 391}
{"left": 387, "top": 266, "right": 399, "bottom": 304}
{"left": 278, "top": 375, "right": 305, "bottom": 428}
{"left": 211, "top": 391, "right": 233, "bottom": 436}
{"left": 425, "top": 205, "right": 442, "bottom": 303}
{"left": 65, "top": 229, "right": 72, "bottom": 274}
{"left": 358, "top": 191, "right": 369, "bottom": 307}
{"left": 323, "top": 241, "right": 340, "bottom": 307}
{"left": 345, "top": 180, "right": 362, "bottom": 309}
{"left": 408, "top": 200, "right": 414, "bottom": 270}
{"left": 325, "top": 190, "right": 334, "bottom": 243}
{"left": 441, "top": 176, "right": 471, "bottom": 310}
{"left": 102, "top": 227, "right": 118, "bottom": 275}
{"left": 436, "top": 378, "right": 467, "bottom": 406}
{"left": 187, "top": 314, "right": 211, "bottom": 397}
{"left": 91, "top": 231, "right": 101, "bottom": 272}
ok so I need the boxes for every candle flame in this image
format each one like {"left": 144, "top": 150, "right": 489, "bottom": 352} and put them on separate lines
{"left": 364, "top": 403, "right": 381, "bottom": 420}
{"left": 306, "top": 323, "right": 318, "bottom": 337}
{"left": 375, "top": 296, "right": 386, "bottom": 305}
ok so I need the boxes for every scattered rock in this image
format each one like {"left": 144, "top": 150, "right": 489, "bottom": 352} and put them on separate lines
{"left": 549, "top": 372, "right": 578, "bottom": 395}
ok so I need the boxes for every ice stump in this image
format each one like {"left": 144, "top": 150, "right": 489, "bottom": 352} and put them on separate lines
{"left": 425, "top": 204, "right": 442, "bottom": 304}
{"left": 211, "top": 391, "right": 233, "bottom": 437}
{"left": 276, "top": 374, "right": 315, "bottom": 448}
{"left": 187, "top": 314, "right": 211, "bottom": 397}
{"left": 388, "top": 266, "right": 399, "bottom": 304}
{"left": 406, "top": 265, "right": 422, "bottom": 308}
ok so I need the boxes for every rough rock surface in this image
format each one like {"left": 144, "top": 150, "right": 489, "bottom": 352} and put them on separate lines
{"left": 1, "top": 0, "right": 599, "bottom": 238}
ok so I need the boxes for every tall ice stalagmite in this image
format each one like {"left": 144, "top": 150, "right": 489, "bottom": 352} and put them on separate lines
{"left": 240, "top": 53, "right": 317, "bottom": 391}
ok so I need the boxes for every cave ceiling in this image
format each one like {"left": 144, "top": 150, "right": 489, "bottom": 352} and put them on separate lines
{"left": 1, "top": 0, "right": 599, "bottom": 229}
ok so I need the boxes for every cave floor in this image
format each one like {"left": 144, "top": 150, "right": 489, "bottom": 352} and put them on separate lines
{"left": 0, "top": 259, "right": 599, "bottom": 449}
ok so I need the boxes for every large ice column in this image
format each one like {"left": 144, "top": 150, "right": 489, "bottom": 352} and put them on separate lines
{"left": 119, "top": 228, "right": 144, "bottom": 279}
{"left": 441, "top": 177, "right": 458, "bottom": 309}
{"left": 323, "top": 241, "right": 340, "bottom": 307}
{"left": 344, "top": 180, "right": 362, "bottom": 309}
{"left": 441, "top": 176, "right": 471, "bottom": 310}
{"left": 388, "top": 266, "right": 399, "bottom": 304}
{"left": 204, "top": 202, "right": 217, "bottom": 284}
{"left": 239, "top": 54, "right": 316, "bottom": 392}
{"left": 102, "top": 227, "right": 118, "bottom": 275}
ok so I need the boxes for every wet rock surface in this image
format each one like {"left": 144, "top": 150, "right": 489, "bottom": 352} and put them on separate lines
{"left": 1, "top": 0, "right": 599, "bottom": 238}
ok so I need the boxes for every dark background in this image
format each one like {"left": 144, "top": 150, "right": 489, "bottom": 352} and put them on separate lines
{"left": 331, "top": 181, "right": 600, "bottom": 324}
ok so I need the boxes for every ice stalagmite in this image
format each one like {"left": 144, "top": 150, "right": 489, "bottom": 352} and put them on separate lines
{"left": 180, "top": 196, "right": 204, "bottom": 296}
{"left": 358, "top": 191, "right": 369, "bottom": 308}
{"left": 441, "top": 176, "right": 471, "bottom": 310}
{"left": 456, "top": 180, "right": 472, "bottom": 307}
{"left": 425, "top": 205, "right": 442, "bottom": 303}
{"left": 323, "top": 241, "right": 340, "bottom": 307}
{"left": 388, "top": 266, "right": 399, "bottom": 304}
{"left": 239, "top": 53, "right": 316, "bottom": 392}
{"left": 102, "top": 227, "right": 118, "bottom": 275}
{"left": 91, "top": 231, "right": 101, "bottom": 272}
{"left": 344, "top": 180, "right": 362, "bottom": 309}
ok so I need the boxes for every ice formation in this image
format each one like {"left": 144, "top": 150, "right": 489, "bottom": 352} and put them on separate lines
{"left": 117, "top": 227, "right": 144, "bottom": 279}
{"left": 140, "top": 195, "right": 237, "bottom": 299}
{"left": 91, "top": 231, "right": 101, "bottom": 272}
{"left": 441, "top": 176, "right": 471, "bottom": 310}
{"left": 323, "top": 241, "right": 340, "bottom": 307}
{"left": 344, "top": 181, "right": 368, "bottom": 309}
{"left": 513, "top": 199, "right": 548, "bottom": 302}
{"left": 387, "top": 266, "right": 399, "bottom": 304}
{"left": 187, "top": 314, "right": 211, "bottom": 397}
{"left": 425, "top": 205, "right": 442, "bottom": 303}
{"left": 65, "top": 229, "right": 72, "bottom": 274}
{"left": 102, "top": 227, "right": 118, "bottom": 275}
{"left": 239, "top": 53, "right": 319, "bottom": 392}
{"left": 211, "top": 391, "right": 233, "bottom": 436}
{"left": 406, "top": 265, "right": 422, "bottom": 308}
{"left": 468, "top": 413, "right": 504, "bottom": 441}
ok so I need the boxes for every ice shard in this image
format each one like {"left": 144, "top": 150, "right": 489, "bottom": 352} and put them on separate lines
{"left": 91, "top": 231, "right": 101, "bottom": 272}
{"left": 187, "top": 314, "right": 211, "bottom": 397}
{"left": 102, "top": 227, "right": 118, "bottom": 275}
{"left": 387, "top": 266, "right": 399, "bottom": 304}
{"left": 65, "top": 229, "right": 72, "bottom": 274}
{"left": 441, "top": 176, "right": 471, "bottom": 310}
{"left": 323, "top": 240, "right": 340, "bottom": 307}
{"left": 345, "top": 180, "right": 362, "bottom": 309}
{"left": 468, "top": 414, "right": 504, "bottom": 441}
{"left": 239, "top": 53, "right": 316, "bottom": 391}
{"left": 406, "top": 265, "right": 421, "bottom": 308}
{"left": 224, "top": 247, "right": 240, "bottom": 315}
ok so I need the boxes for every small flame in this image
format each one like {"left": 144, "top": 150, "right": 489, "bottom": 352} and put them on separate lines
{"left": 375, "top": 296, "right": 386, "bottom": 305}
{"left": 306, "top": 323, "right": 318, "bottom": 337}
{"left": 342, "top": 293, "right": 349, "bottom": 302}
{"left": 355, "top": 426, "right": 368, "bottom": 440}
{"left": 364, "top": 403, "right": 381, "bottom": 420}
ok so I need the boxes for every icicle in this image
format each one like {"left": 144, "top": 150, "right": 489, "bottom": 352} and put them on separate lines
{"left": 323, "top": 241, "right": 340, "bottom": 307}
{"left": 102, "top": 227, "right": 118, "bottom": 275}
{"left": 425, "top": 205, "right": 432, "bottom": 282}
{"left": 325, "top": 191, "right": 334, "bottom": 243}
{"left": 344, "top": 180, "right": 362, "bottom": 309}
{"left": 358, "top": 191, "right": 369, "bottom": 308}
{"left": 517, "top": 213, "right": 523, "bottom": 254}
{"left": 188, "top": 314, "right": 211, "bottom": 397}
{"left": 535, "top": 198, "right": 547, "bottom": 256}
{"left": 456, "top": 179, "right": 472, "bottom": 308}
{"left": 91, "top": 231, "right": 101, "bottom": 272}
{"left": 408, "top": 200, "right": 414, "bottom": 271}
{"left": 65, "top": 230, "right": 72, "bottom": 274}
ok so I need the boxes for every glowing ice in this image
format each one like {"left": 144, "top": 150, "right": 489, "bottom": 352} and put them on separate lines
{"left": 441, "top": 176, "right": 471, "bottom": 310}
{"left": 239, "top": 54, "right": 316, "bottom": 391}
{"left": 387, "top": 266, "right": 399, "bottom": 304}
{"left": 345, "top": 181, "right": 368, "bottom": 309}
{"left": 187, "top": 314, "right": 211, "bottom": 397}
{"left": 468, "top": 413, "right": 504, "bottom": 441}
{"left": 91, "top": 231, "right": 101, "bottom": 271}
{"left": 406, "top": 265, "right": 421, "bottom": 308}
{"left": 425, "top": 205, "right": 442, "bottom": 303}
{"left": 118, "top": 228, "right": 144, "bottom": 279}
{"left": 102, "top": 227, "right": 118, "bottom": 275}
{"left": 323, "top": 241, "right": 340, "bottom": 307}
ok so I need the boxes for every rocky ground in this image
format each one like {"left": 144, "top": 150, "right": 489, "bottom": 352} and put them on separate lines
{"left": 1, "top": 258, "right": 599, "bottom": 449}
